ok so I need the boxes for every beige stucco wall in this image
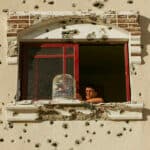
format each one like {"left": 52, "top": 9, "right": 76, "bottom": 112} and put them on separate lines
{"left": 0, "top": 0, "right": 150, "bottom": 150}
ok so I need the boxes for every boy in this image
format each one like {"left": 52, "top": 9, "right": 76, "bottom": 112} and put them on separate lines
{"left": 85, "top": 85, "right": 104, "bottom": 103}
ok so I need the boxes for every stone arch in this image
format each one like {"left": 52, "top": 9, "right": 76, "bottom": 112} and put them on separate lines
{"left": 7, "top": 11, "right": 141, "bottom": 65}
{"left": 18, "top": 15, "right": 129, "bottom": 41}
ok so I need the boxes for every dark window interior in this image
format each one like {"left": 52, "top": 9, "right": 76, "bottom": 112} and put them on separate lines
{"left": 79, "top": 44, "right": 126, "bottom": 102}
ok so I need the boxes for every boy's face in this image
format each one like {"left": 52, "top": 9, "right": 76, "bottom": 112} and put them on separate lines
{"left": 85, "top": 87, "right": 97, "bottom": 99}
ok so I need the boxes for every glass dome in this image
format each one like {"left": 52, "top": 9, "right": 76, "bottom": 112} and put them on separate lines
{"left": 52, "top": 74, "right": 76, "bottom": 99}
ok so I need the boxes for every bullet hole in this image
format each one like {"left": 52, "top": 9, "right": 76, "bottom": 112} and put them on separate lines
{"left": 139, "top": 92, "right": 142, "bottom": 96}
{"left": 19, "top": 136, "right": 22, "bottom": 140}
{"left": 68, "top": 19, "right": 72, "bottom": 22}
{"left": 11, "top": 139, "right": 14, "bottom": 143}
{"left": 72, "top": 2, "right": 77, "bottom": 7}
{"left": 100, "top": 123, "right": 104, "bottom": 127}
{"left": 50, "top": 121, "right": 54, "bottom": 125}
{"left": 81, "top": 136, "right": 85, "bottom": 141}
{"left": 45, "top": 29, "right": 49, "bottom": 32}
{"left": 8, "top": 122, "right": 13, "bottom": 129}
{"left": 60, "top": 20, "right": 67, "bottom": 24}
{"left": 85, "top": 121, "right": 90, "bottom": 126}
{"left": 117, "top": 133, "right": 123, "bottom": 137}
{"left": 90, "top": 16, "right": 98, "bottom": 22}
{"left": 43, "top": 0, "right": 47, "bottom": 2}
{"left": 62, "top": 25, "right": 66, "bottom": 29}
{"left": 120, "top": 109, "right": 125, "bottom": 114}
{"left": 0, "top": 121, "right": 3, "bottom": 124}
{"left": 23, "top": 129, "right": 27, "bottom": 133}
{"left": 108, "top": 26, "right": 112, "bottom": 30}
{"left": 74, "top": 19, "right": 79, "bottom": 23}
{"left": 34, "top": 5, "right": 39, "bottom": 9}
{"left": 127, "top": 0, "right": 133, "bottom": 4}
{"left": 126, "top": 120, "right": 129, "bottom": 124}
{"left": 51, "top": 142, "right": 58, "bottom": 147}
{"left": 86, "top": 130, "right": 90, "bottom": 133}
{"left": 35, "top": 143, "right": 40, "bottom": 148}
{"left": 93, "top": 1, "right": 100, "bottom": 7}
{"left": 87, "top": 32, "right": 96, "bottom": 40}
{"left": 63, "top": 116, "right": 68, "bottom": 120}
{"left": 0, "top": 60, "right": 1, "bottom": 64}
{"left": 129, "top": 128, "right": 132, "bottom": 132}
{"left": 141, "top": 44, "right": 144, "bottom": 49}
{"left": 123, "top": 127, "right": 126, "bottom": 131}
{"left": 2, "top": 102, "right": 5, "bottom": 105}
{"left": 62, "top": 123, "right": 68, "bottom": 129}
{"left": 24, "top": 123, "right": 28, "bottom": 127}
{"left": 47, "top": 139, "right": 52, "bottom": 143}
{"left": 22, "top": 0, "right": 26, "bottom": 4}
{"left": 107, "top": 131, "right": 111, "bottom": 134}
{"left": 132, "top": 66, "right": 135, "bottom": 71}
{"left": 89, "top": 139, "right": 92, "bottom": 143}
{"left": 36, "top": 16, "right": 40, "bottom": 20}
{"left": 27, "top": 139, "right": 31, "bottom": 143}
{"left": 48, "top": 1, "right": 54, "bottom": 5}
{"left": 93, "top": 131, "right": 96, "bottom": 135}
{"left": 93, "top": 1, "right": 104, "bottom": 9}
{"left": 101, "top": 35, "right": 108, "bottom": 40}
{"left": 75, "top": 139, "right": 80, "bottom": 145}
{"left": 2, "top": 9, "right": 8, "bottom": 13}
{"left": 64, "top": 134, "right": 68, "bottom": 138}
{"left": 13, "top": 111, "right": 18, "bottom": 116}
{"left": 0, "top": 138, "right": 4, "bottom": 142}
{"left": 73, "top": 30, "right": 78, "bottom": 34}
{"left": 134, "top": 72, "right": 137, "bottom": 75}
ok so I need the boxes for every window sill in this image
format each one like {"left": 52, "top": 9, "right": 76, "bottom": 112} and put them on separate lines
{"left": 6, "top": 100, "right": 144, "bottom": 122}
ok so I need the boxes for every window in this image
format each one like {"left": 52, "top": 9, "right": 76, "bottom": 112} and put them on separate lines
{"left": 79, "top": 43, "right": 130, "bottom": 102}
{"left": 19, "top": 42, "right": 130, "bottom": 102}
{"left": 19, "top": 43, "right": 79, "bottom": 100}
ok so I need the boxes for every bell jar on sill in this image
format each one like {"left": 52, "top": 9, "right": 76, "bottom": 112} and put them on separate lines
{"left": 52, "top": 74, "right": 76, "bottom": 100}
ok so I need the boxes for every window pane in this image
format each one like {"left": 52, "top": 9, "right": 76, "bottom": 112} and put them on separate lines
{"left": 37, "top": 58, "right": 63, "bottom": 99}
{"left": 66, "top": 58, "right": 74, "bottom": 76}
{"left": 27, "top": 57, "right": 36, "bottom": 99}
{"left": 30, "top": 47, "right": 63, "bottom": 55}
{"left": 20, "top": 43, "right": 79, "bottom": 100}
{"left": 27, "top": 58, "right": 63, "bottom": 99}
{"left": 66, "top": 47, "right": 74, "bottom": 54}
{"left": 26, "top": 47, "right": 63, "bottom": 99}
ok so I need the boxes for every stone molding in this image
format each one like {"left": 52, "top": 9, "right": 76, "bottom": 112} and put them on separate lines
{"left": 6, "top": 11, "right": 142, "bottom": 65}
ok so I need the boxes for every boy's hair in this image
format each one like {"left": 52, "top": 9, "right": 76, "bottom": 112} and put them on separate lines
{"left": 85, "top": 84, "right": 98, "bottom": 91}
{"left": 84, "top": 84, "right": 102, "bottom": 98}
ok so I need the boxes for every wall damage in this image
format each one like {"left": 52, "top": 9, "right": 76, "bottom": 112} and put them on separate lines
{"left": 6, "top": 101, "right": 143, "bottom": 122}
{"left": 6, "top": 10, "right": 142, "bottom": 65}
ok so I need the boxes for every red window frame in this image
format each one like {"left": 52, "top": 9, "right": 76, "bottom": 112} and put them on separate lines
{"left": 124, "top": 42, "right": 131, "bottom": 101}
{"left": 19, "top": 43, "right": 79, "bottom": 100}
{"left": 34, "top": 43, "right": 79, "bottom": 100}
{"left": 19, "top": 42, "right": 130, "bottom": 101}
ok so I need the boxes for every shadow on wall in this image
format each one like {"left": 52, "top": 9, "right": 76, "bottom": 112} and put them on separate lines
{"left": 143, "top": 108, "right": 150, "bottom": 121}
{"left": 140, "top": 16, "right": 150, "bottom": 64}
